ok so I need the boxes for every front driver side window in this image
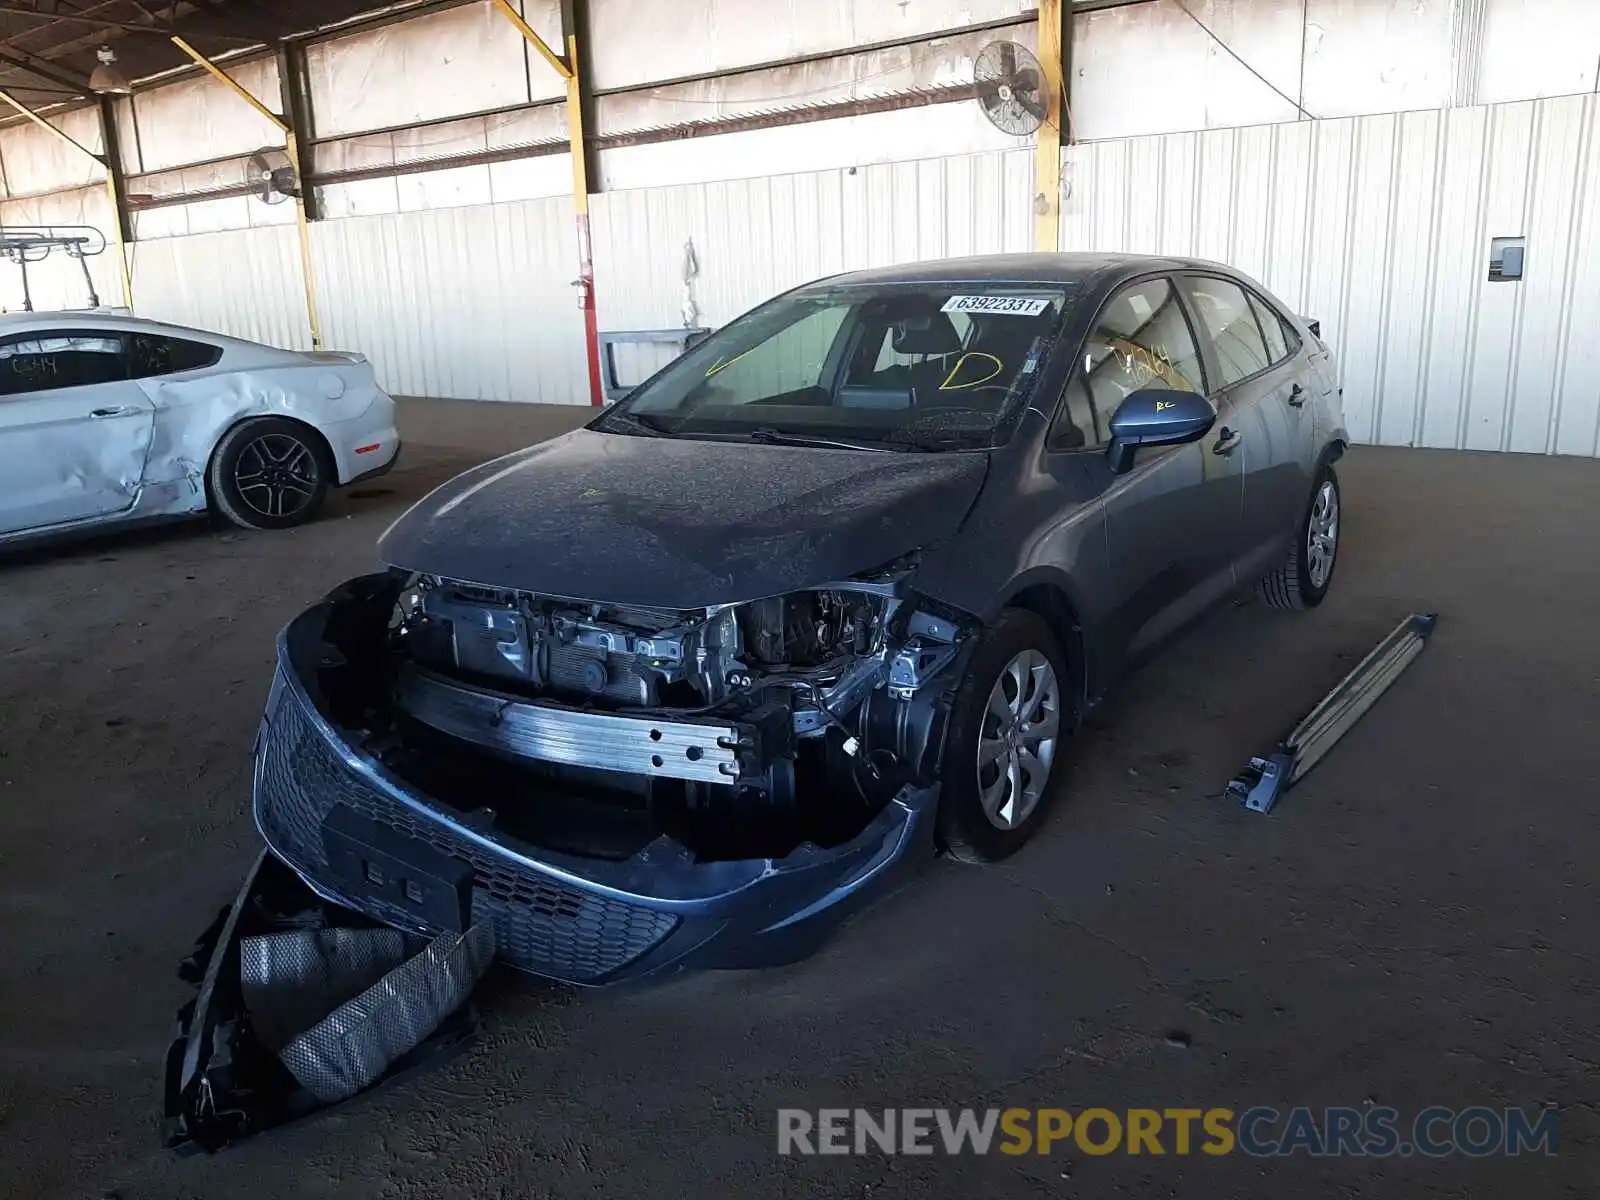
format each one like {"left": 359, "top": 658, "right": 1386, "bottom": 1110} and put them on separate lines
{"left": 0, "top": 333, "right": 125, "bottom": 397}
{"left": 1053, "top": 277, "right": 1206, "bottom": 449}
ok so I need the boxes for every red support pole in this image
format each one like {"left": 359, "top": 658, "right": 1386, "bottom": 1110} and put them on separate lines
{"left": 576, "top": 210, "right": 604, "bottom": 406}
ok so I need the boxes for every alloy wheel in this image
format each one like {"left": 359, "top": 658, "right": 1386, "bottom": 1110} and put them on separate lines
{"left": 1306, "top": 479, "right": 1339, "bottom": 588}
{"left": 976, "top": 648, "right": 1060, "bottom": 831}
{"left": 233, "top": 433, "right": 320, "bottom": 520}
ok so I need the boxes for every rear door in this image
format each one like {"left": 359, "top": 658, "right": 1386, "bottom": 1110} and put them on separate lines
{"left": 1178, "top": 275, "right": 1310, "bottom": 582}
{"left": 0, "top": 330, "right": 155, "bottom": 535}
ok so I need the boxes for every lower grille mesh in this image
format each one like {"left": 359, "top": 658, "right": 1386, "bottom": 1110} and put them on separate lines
{"left": 255, "top": 678, "right": 678, "bottom": 982}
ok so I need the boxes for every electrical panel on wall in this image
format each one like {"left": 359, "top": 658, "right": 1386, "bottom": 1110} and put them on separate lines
{"left": 1488, "top": 237, "right": 1525, "bottom": 282}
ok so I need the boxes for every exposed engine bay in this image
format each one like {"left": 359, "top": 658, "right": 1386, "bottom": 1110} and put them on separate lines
{"left": 311, "top": 572, "right": 974, "bottom": 862}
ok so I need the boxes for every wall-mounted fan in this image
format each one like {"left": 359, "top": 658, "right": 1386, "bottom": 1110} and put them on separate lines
{"left": 248, "top": 147, "right": 299, "bottom": 204}
{"left": 974, "top": 40, "right": 1048, "bottom": 136}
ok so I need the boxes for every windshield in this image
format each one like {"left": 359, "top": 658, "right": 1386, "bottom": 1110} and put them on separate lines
{"left": 595, "top": 283, "right": 1072, "bottom": 451}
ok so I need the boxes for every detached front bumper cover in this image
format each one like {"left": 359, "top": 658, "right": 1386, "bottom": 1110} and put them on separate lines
{"left": 163, "top": 849, "right": 491, "bottom": 1154}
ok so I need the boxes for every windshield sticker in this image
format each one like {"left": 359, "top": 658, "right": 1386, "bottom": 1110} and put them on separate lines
{"left": 941, "top": 295, "right": 1052, "bottom": 317}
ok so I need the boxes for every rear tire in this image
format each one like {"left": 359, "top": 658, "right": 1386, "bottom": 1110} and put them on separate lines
{"left": 936, "top": 608, "right": 1072, "bottom": 864}
{"left": 208, "top": 417, "right": 331, "bottom": 531}
{"left": 1259, "top": 463, "right": 1340, "bottom": 610}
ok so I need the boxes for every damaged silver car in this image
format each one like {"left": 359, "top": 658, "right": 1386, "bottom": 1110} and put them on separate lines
{"left": 253, "top": 253, "right": 1348, "bottom": 985}
{"left": 0, "top": 312, "right": 400, "bottom": 546}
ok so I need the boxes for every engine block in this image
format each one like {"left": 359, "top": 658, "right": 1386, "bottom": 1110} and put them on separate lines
{"left": 402, "top": 579, "right": 743, "bottom": 707}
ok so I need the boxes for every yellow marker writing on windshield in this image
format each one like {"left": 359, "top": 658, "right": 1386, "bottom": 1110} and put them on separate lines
{"left": 939, "top": 352, "right": 1004, "bottom": 391}
{"left": 704, "top": 346, "right": 757, "bottom": 378}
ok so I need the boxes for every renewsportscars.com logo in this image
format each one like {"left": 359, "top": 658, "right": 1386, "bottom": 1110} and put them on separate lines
{"left": 777, "top": 1106, "right": 1558, "bottom": 1158}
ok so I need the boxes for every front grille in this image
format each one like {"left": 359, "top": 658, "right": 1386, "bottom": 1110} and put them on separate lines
{"left": 255, "top": 678, "right": 679, "bottom": 982}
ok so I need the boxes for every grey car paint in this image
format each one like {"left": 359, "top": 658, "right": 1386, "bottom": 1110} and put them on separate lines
{"left": 899, "top": 256, "right": 1346, "bottom": 698}
{"left": 382, "top": 253, "right": 1347, "bottom": 702}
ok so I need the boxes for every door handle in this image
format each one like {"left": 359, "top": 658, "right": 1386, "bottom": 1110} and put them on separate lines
{"left": 89, "top": 405, "right": 138, "bottom": 418}
{"left": 1213, "top": 427, "right": 1242, "bottom": 455}
{"left": 1287, "top": 384, "right": 1306, "bottom": 408}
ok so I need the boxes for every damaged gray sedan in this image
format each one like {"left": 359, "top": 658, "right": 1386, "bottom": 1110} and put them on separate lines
{"left": 254, "top": 253, "right": 1348, "bottom": 985}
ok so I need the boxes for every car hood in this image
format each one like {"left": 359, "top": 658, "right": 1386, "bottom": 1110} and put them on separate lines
{"left": 378, "top": 428, "right": 988, "bottom": 607}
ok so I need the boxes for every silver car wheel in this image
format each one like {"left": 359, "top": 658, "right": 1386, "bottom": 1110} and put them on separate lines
{"left": 977, "top": 648, "right": 1060, "bottom": 831}
{"left": 1306, "top": 479, "right": 1339, "bottom": 589}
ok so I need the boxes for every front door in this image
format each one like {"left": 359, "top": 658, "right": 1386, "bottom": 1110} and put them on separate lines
{"left": 1050, "top": 275, "right": 1246, "bottom": 661}
{"left": 0, "top": 331, "right": 154, "bottom": 536}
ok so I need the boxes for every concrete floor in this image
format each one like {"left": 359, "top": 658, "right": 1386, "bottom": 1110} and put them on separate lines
{"left": 2, "top": 398, "right": 1596, "bottom": 1199}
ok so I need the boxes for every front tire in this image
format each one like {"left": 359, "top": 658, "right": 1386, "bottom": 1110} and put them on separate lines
{"left": 208, "top": 417, "right": 331, "bottom": 531}
{"left": 1259, "top": 463, "right": 1341, "bottom": 610}
{"left": 936, "top": 608, "right": 1072, "bottom": 863}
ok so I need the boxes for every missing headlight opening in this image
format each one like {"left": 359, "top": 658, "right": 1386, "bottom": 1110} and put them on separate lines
{"left": 310, "top": 571, "right": 973, "bottom": 864}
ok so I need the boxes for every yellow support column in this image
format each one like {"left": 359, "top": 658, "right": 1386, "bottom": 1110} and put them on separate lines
{"left": 98, "top": 96, "right": 136, "bottom": 310}
{"left": 1035, "top": 0, "right": 1065, "bottom": 252}
{"left": 101, "top": 172, "right": 134, "bottom": 310}
{"left": 0, "top": 88, "right": 133, "bottom": 309}
{"left": 493, "top": 0, "right": 605, "bottom": 405}
{"left": 170, "top": 37, "right": 322, "bottom": 349}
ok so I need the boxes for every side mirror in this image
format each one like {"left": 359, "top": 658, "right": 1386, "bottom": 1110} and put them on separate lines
{"left": 1105, "top": 388, "right": 1216, "bottom": 474}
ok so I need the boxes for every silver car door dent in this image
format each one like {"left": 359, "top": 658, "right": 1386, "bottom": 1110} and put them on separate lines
{"left": 0, "top": 386, "right": 155, "bottom": 535}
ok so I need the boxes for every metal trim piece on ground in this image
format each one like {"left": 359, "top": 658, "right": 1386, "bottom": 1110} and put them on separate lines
{"left": 1227, "top": 612, "right": 1438, "bottom": 814}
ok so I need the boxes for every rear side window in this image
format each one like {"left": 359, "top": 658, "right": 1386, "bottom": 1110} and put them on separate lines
{"left": 1247, "top": 292, "right": 1299, "bottom": 366}
{"left": 128, "top": 332, "right": 223, "bottom": 379}
{"left": 0, "top": 333, "right": 125, "bottom": 396}
{"left": 1054, "top": 276, "right": 1207, "bottom": 449}
{"left": 1184, "top": 277, "right": 1270, "bottom": 387}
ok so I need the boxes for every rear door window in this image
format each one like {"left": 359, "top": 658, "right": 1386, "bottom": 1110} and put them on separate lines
{"left": 1184, "top": 277, "right": 1271, "bottom": 387}
{"left": 1247, "top": 292, "right": 1299, "bottom": 366}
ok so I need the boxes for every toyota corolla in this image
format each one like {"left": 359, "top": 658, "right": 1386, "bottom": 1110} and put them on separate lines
{"left": 251, "top": 253, "right": 1347, "bottom": 985}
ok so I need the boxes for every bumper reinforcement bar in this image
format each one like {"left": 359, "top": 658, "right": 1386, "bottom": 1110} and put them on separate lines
{"left": 1227, "top": 612, "right": 1437, "bottom": 814}
{"left": 396, "top": 665, "right": 746, "bottom": 783}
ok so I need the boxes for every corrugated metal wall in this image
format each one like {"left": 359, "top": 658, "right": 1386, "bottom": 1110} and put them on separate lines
{"left": 129, "top": 197, "right": 587, "bottom": 403}
{"left": 0, "top": 185, "right": 122, "bottom": 313}
{"left": 590, "top": 150, "right": 1034, "bottom": 384}
{"left": 115, "top": 92, "right": 1600, "bottom": 455}
{"left": 130, "top": 226, "right": 311, "bottom": 349}
{"left": 309, "top": 197, "right": 588, "bottom": 404}
{"left": 1061, "top": 93, "right": 1600, "bottom": 457}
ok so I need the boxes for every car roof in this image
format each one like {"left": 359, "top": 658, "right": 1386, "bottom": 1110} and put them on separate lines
{"left": 0, "top": 310, "right": 299, "bottom": 359}
{"left": 0, "top": 310, "right": 216, "bottom": 337}
{"left": 799, "top": 251, "right": 1241, "bottom": 291}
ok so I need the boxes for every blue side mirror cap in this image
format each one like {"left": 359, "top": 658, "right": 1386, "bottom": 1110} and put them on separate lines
{"left": 1106, "top": 388, "right": 1216, "bottom": 473}
{"left": 1108, "top": 388, "right": 1215, "bottom": 444}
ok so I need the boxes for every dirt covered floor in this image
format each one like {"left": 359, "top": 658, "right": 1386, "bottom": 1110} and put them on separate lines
{"left": 1, "top": 398, "right": 1596, "bottom": 1199}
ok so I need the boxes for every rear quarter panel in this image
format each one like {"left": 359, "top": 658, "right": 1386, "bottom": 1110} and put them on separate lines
{"left": 136, "top": 361, "right": 386, "bottom": 499}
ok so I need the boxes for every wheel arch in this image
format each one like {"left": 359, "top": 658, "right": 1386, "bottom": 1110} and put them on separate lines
{"left": 203, "top": 413, "right": 339, "bottom": 509}
{"left": 996, "top": 571, "right": 1090, "bottom": 717}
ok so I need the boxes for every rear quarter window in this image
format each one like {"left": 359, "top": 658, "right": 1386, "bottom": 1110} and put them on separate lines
{"left": 129, "top": 332, "right": 223, "bottom": 379}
